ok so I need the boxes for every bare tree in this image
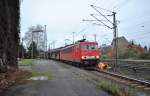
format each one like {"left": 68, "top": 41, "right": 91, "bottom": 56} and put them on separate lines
{"left": 23, "top": 25, "right": 45, "bottom": 52}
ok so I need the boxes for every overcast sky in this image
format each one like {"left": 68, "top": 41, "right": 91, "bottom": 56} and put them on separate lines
{"left": 21, "top": 0, "right": 150, "bottom": 47}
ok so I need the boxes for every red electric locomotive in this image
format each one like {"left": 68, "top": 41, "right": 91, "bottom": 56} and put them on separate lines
{"left": 49, "top": 39, "right": 100, "bottom": 67}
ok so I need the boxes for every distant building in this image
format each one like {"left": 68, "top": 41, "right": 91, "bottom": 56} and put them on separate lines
{"left": 111, "top": 36, "right": 129, "bottom": 57}
{"left": 130, "top": 44, "right": 144, "bottom": 53}
{"left": 100, "top": 36, "right": 146, "bottom": 59}
{"left": 112, "top": 36, "right": 129, "bottom": 51}
{"left": 99, "top": 44, "right": 112, "bottom": 59}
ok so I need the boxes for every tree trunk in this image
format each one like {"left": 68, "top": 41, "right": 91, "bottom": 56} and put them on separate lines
{"left": 0, "top": 0, "right": 20, "bottom": 73}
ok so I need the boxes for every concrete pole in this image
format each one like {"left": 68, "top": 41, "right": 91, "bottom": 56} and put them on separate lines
{"left": 22, "top": 38, "right": 24, "bottom": 59}
{"left": 44, "top": 25, "right": 47, "bottom": 59}
{"left": 113, "top": 12, "right": 118, "bottom": 72}
{"left": 94, "top": 34, "right": 97, "bottom": 42}
{"left": 31, "top": 32, "right": 33, "bottom": 59}
{"left": 73, "top": 32, "right": 75, "bottom": 44}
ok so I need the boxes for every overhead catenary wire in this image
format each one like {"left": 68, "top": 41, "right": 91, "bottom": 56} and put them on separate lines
{"left": 119, "top": 21, "right": 150, "bottom": 32}
{"left": 91, "top": 14, "right": 113, "bottom": 29}
{"left": 90, "top": 5, "right": 113, "bottom": 24}
{"left": 93, "top": 5, "right": 114, "bottom": 13}
{"left": 87, "top": 4, "right": 118, "bottom": 71}
{"left": 126, "top": 32, "right": 150, "bottom": 39}
{"left": 93, "top": 0, "right": 150, "bottom": 31}
{"left": 93, "top": 0, "right": 150, "bottom": 47}
{"left": 74, "top": 25, "right": 90, "bottom": 38}
{"left": 83, "top": 19, "right": 109, "bottom": 22}
{"left": 119, "top": 14, "right": 150, "bottom": 25}
{"left": 111, "top": 0, "right": 133, "bottom": 12}
{"left": 62, "top": 21, "right": 91, "bottom": 44}
{"left": 92, "top": 0, "right": 99, "bottom": 5}
{"left": 124, "top": 31, "right": 150, "bottom": 37}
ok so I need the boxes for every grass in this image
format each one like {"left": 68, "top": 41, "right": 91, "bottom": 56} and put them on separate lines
{"left": 18, "top": 59, "right": 33, "bottom": 65}
{"left": 147, "top": 77, "right": 150, "bottom": 81}
{"left": 30, "top": 70, "right": 52, "bottom": 80}
{"left": 61, "top": 63, "right": 71, "bottom": 69}
{"left": 95, "top": 79, "right": 130, "bottom": 96}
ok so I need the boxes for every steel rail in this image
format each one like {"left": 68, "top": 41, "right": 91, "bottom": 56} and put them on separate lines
{"left": 100, "top": 59, "right": 150, "bottom": 63}
{"left": 93, "top": 68, "right": 150, "bottom": 87}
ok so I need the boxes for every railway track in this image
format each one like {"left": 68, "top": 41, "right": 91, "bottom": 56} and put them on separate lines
{"left": 85, "top": 67, "right": 150, "bottom": 90}
{"left": 101, "top": 59, "right": 150, "bottom": 71}
{"left": 56, "top": 60, "right": 150, "bottom": 90}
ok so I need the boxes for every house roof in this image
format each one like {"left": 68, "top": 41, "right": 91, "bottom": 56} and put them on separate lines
{"left": 111, "top": 36, "right": 128, "bottom": 45}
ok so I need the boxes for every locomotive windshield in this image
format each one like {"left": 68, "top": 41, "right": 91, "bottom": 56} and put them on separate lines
{"left": 81, "top": 44, "right": 98, "bottom": 50}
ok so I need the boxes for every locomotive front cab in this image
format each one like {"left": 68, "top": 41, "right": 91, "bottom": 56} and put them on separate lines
{"left": 80, "top": 42, "right": 100, "bottom": 66}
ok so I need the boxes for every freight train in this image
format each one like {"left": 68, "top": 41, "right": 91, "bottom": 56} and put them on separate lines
{"left": 49, "top": 39, "right": 100, "bottom": 67}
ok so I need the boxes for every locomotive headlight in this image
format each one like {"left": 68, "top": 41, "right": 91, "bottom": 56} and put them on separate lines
{"left": 81, "top": 56, "right": 85, "bottom": 59}
{"left": 96, "top": 56, "right": 99, "bottom": 58}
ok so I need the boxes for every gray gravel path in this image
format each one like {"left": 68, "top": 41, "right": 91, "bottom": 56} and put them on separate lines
{"left": 4, "top": 60, "right": 111, "bottom": 96}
